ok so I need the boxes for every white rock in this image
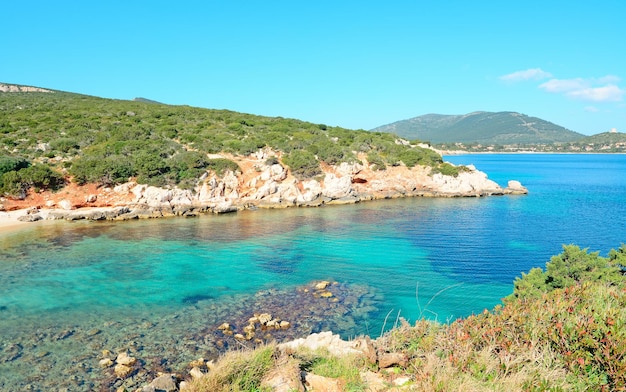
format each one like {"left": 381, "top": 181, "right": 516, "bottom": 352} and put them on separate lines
{"left": 322, "top": 173, "right": 353, "bottom": 199}
{"left": 116, "top": 352, "right": 136, "bottom": 366}
{"left": 58, "top": 199, "right": 72, "bottom": 210}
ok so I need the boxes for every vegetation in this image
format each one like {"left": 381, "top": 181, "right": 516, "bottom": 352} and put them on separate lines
{"left": 0, "top": 89, "right": 444, "bottom": 196}
{"left": 0, "top": 155, "right": 64, "bottom": 198}
{"left": 187, "top": 244, "right": 626, "bottom": 391}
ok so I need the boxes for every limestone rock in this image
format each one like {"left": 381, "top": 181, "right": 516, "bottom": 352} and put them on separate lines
{"left": 378, "top": 352, "right": 408, "bottom": 369}
{"left": 261, "top": 357, "right": 305, "bottom": 392}
{"left": 279, "top": 331, "right": 372, "bottom": 358}
{"left": 189, "top": 366, "right": 204, "bottom": 380}
{"left": 336, "top": 161, "right": 363, "bottom": 176}
{"left": 304, "top": 373, "right": 343, "bottom": 392}
{"left": 17, "top": 214, "right": 42, "bottom": 222}
{"left": 58, "top": 199, "right": 72, "bottom": 210}
{"left": 116, "top": 352, "right": 136, "bottom": 366}
{"left": 99, "top": 358, "right": 114, "bottom": 368}
{"left": 322, "top": 173, "right": 353, "bottom": 199}
{"left": 315, "top": 281, "right": 330, "bottom": 290}
{"left": 114, "top": 363, "right": 133, "bottom": 378}
{"left": 506, "top": 180, "right": 528, "bottom": 194}
{"left": 360, "top": 371, "right": 387, "bottom": 391}
{"left": 147, "top": 374, "right": 178, "bottom": 392}
{"left": 85, "top": 194, "right": 97, "bottom": 203}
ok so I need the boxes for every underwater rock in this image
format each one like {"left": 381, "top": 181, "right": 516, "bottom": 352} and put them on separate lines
{"left": 99, "top": 358, "right": 114, "bottom": 368}
{"left": 315, "top": 281, "right": 330, "bottom": 290}
{"left": 114, "top": 363, "right": 133, "bottom": 378}
{"left": 116, "top": 352, "right": 137, "bottom": 366}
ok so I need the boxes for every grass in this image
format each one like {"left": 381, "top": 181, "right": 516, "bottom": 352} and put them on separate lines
{"left": 185, "top": 245, "right": 626, "bottom": 392}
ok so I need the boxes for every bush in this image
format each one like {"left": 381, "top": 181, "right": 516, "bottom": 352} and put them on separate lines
{"left": 50, "top": 137, "right": 79, "bottom": 153}
{"left": 70, "top": 156, "right": 134, "bottom": 186}
{"left": 511, "top": 244, "right": 626, "bottom": 299}
{"left": 206, "top": 158, "right": 240, "bottom": 176}
{"left": 0, "top": 164, "right": 65, "bottom": 198}
{"left": 366, "top": 152, "right": 386, "bottom": 171}
{"left": 431, "top": 162, "right": 468, "bottom": 177}
{"left": 282, "top": 150, "right": 321, "bottom": 179}
{"left": 0, "top": 155, "right": 30, "bottom": 175}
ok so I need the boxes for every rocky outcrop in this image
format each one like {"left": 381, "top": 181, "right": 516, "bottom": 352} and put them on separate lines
{"left": 0, "top": 83, "right": 52, "bottom": 93}
{"left": 12, "top": 150, "right": 527, "bottom": 223}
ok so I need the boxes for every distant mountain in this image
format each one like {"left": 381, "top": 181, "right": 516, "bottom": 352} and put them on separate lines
{"left": 133, "top": 97, "right": 164, "bottom": 105}
{"left": 372, "top": 111, "right": 585, "bottom": 144}
{"left": 579, "top": 131, "right": 626, "bottom": 144}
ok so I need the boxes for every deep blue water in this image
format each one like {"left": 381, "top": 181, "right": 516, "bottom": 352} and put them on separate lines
{"left": 0, "top": 153, "right": 625, "bottom": 388}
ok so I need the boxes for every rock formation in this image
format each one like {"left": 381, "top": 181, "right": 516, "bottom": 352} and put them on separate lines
{"left": 7, "top": 149, "right": 527, "bottom": 223}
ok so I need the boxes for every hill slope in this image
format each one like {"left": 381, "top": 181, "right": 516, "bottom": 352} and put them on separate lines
{"left": 372, "top": 111, "right": 585, "bottom": 144}
{"left": 1, "top": 83, "right": 527, "bottom": 213}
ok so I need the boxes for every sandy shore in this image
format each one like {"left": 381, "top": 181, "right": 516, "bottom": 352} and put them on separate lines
{"left": 0, "top": 209, "right": 41, "bottom": 234}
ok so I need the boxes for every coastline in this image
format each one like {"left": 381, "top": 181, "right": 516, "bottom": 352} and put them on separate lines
{"left": 0, "top": 158, "right": 528, "bottom": 236}
{"left": 0, "top": 210, "right": 33, "bottom": 234}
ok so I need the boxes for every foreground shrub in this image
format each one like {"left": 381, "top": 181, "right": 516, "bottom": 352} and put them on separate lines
{"left": 188, "top": 345, "right": 277, "bottom": 392}
{"left": 511, "top": 244, "right": 626, "bottom": 299}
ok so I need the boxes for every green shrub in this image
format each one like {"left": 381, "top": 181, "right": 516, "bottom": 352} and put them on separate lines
{"left": 366, "top": 152, "right": 386, "bottom": 170}
{"left": 431, "top": 162, "right": 468, "bottom": 177}
{"left": 50, "top": 137, "right": 79, "bottom": 153}
{"left": 0, "top": 164, "right": 64, "bottom": 197}
{"left": 0, "top": 155, "right": 30, "bottom": 175}
{"left": 206, "top": 158, "right": 240, "bottom": 176}
{"left": 282, "top": 150, "right": 321, "bottom": 179}
{"left": 511, "top": 244, "right": 626, "bottom": 299}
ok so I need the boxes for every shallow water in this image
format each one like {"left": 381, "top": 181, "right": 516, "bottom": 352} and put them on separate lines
{"left": 1, "top": 153, "right": 625, "bottom": 390}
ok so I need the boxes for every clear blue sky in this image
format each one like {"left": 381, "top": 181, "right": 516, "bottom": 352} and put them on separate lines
{"left": 2, "top": 1, "right": 625, "bottom": 135}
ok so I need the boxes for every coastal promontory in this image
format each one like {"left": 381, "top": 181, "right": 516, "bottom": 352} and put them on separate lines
{"left": 0, "top": 85, "right": 526, "bottom": 222}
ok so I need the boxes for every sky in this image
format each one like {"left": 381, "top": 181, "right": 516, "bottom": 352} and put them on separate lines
{"left": 2, "top": 1, "right": 625, "bottom": 135}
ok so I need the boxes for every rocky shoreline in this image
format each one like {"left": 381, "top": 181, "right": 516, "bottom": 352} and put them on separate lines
{"left": 4, "top": 152, "right": 527, "bottom": 225}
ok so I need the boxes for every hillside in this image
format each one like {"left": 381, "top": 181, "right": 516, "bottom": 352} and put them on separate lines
{"left": 0, "top": 83, "right": 526, "bottom": 215}
{"left": 580, "top": 131, "right": 626, "bottom": 144}
{"left": 372, "top": 111, "right": 585, "bottom": 144}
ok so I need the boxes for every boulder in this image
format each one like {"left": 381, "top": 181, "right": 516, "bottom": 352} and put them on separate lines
{"left": 58, "top": 199, "right": 72, "bottom": 210}
{"left": 189, "top": 366, "right": 205, "bottom": 380}
{"left": 113, "top": 363, "right": 133, "bottom": 378}
{"left": 146, "top": 374, "right": 178, "bottom": 392}
{"left": 261, "top": 357, "right": 305, "bottom": 392}
{"left": 378, "top": 352, "right": 408, "bottom": 369}
{"left": 304, "top": 373, "right": 343, "bottom": 392}
{"left": 115, "top": 352, "right": 136, "bottom": 366}
{"left": 85, "top": 194, "right": 98, "bottom": 203}
{"left": 322, "top": 174, "right": 353, "bottom": 199}
{"left": 17, "top": 214, "right": 42, "bottom": 222}
{"left": 99, "top": 358, "right": 114, "bottom": 368}
{"left": 278, "top": 331, "right": 374, "bottom": 358}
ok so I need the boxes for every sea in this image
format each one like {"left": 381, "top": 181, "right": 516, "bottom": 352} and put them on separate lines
{"left": 0, "top": 153, "right": 625, "bottom": 390}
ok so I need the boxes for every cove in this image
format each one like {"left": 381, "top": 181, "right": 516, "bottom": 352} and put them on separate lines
{"left": 1, "top": 153, "right": 625, "bottom": 390}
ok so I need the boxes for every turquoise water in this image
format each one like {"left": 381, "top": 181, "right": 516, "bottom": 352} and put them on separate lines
{"left": 1, "top": 153, "right": 625, "bottom": 390}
